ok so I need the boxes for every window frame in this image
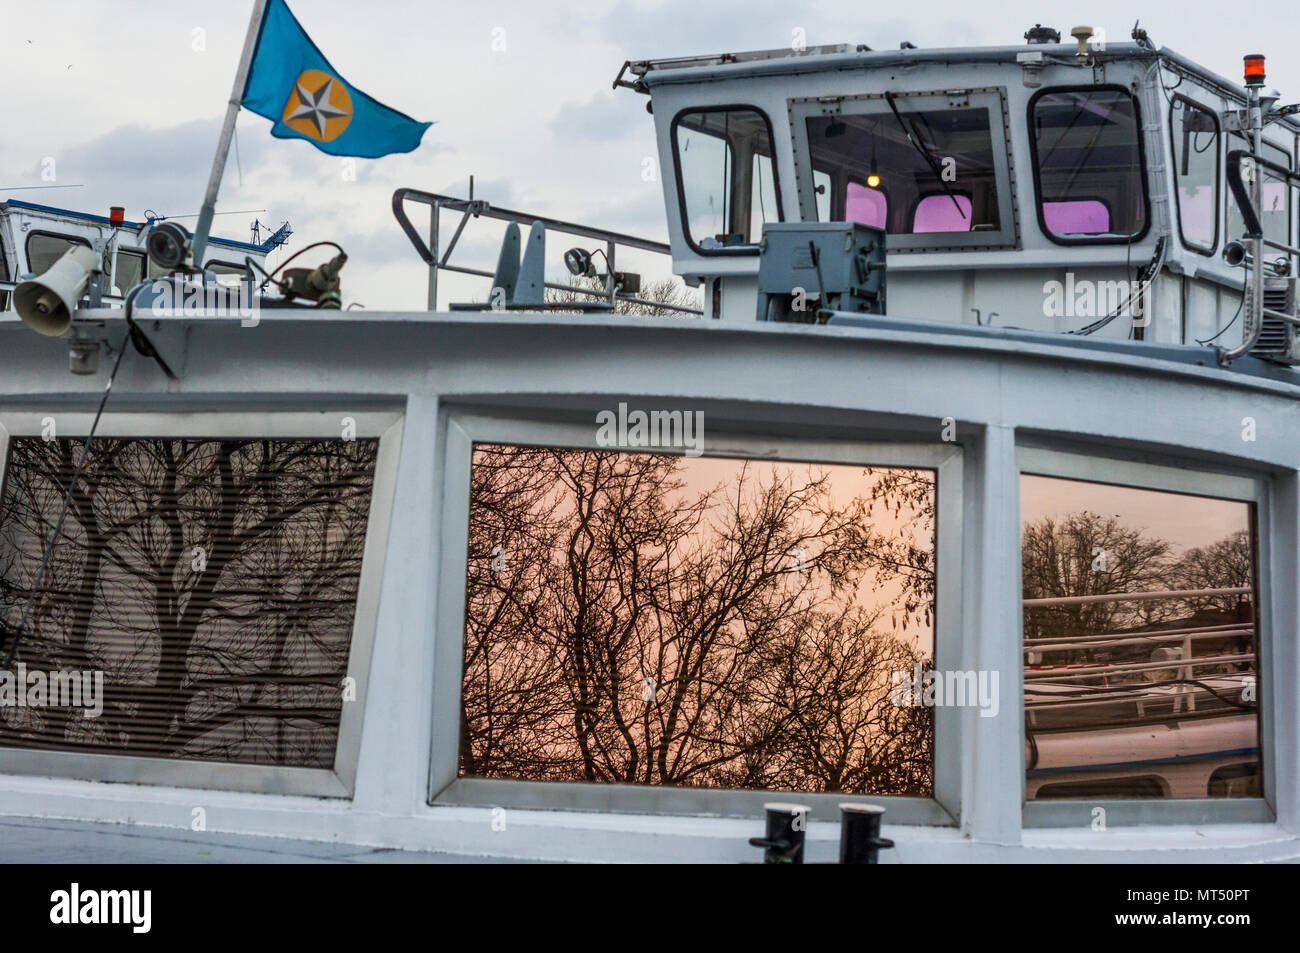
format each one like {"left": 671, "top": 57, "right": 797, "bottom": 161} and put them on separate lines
{"left": 1015, "top": 446, "right": 1273, "bottom": 828}
{"left": 23, "top": 230, "right": 92, "bottom": 275}
{"left": 205, "top": 259, "right": 253, "bottom": 277}
{"left": 789, "top": 87, "right": 1019, "bottom": 252}
{"left": 430, "top": 412, "right": 964, "bottom": 825}
{"left": 1225, "top": 132, "right": 1293, "bottom": 249}
{"left": 110, "top": 246, "right": 147, "bottom": 294}
{"left": 1168, "top": 94, "right": 1221, "bottom": 256}
{"left": 0, "top": 410, "right": 404, "bottom": 798}
{"left": 669, "top": 104, "right": 784, "bottom": 258}
{"left": 1026, "top": 85, "right": 1152, "bottom": 247}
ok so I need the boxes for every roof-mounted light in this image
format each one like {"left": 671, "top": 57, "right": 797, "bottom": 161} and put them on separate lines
{"left": 1244, "top": 54, "right": 1266, "bottom": 87}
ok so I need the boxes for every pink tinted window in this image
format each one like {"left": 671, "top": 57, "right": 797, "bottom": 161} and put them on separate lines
{"left": 1043, "top": 200, "right": 1111, "bottom": 235}
{"left": 845, "top": 183, "right": 887, "bottom": 228}
{"left": 913, "top": 194, "right": 972, "bottom": 233}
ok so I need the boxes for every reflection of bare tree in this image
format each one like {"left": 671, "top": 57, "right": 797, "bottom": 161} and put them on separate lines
{"left": 1022, "top": 512, "right": 1173, "bottom": 639}
{"left": 0, "top": 437, "right": 378, "bottom": 767}
{"left": 1022, "top": 512, "right": 1256, "bottom": 722}
{"left": 1022, "top": 513, "right": 1254, "bottom": 638}
{"left": 1171, "top": 530, "right": 1253, "bottom": 619}
{"left": 462, "top": 446, "right": 934, "bottom": 796}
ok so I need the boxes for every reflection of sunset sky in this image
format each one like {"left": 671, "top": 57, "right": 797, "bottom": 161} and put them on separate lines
{"left": 1021, "top": 475, "right": 1250, "bottom": 553}
{"left": 669, "top": 455, "right": 935, "bottom": 655}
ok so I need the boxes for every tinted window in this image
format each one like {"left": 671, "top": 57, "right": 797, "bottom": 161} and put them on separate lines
{"left": 462, "top": 445, "right": 937, "bottom": 796}
{"left": 26, "top": 232, "right": 90, "bottom": 275}
{"left": 1021, "top": 475, "right": 1259, "bottom": 801}
{"left": 807, "top": 104, "right": 1000, "bottom": 234}
{"left": 113, "top": 249, "right": 144, "bottom": 293}
{"left": 1227, "top": 135, "right": 1292, "bottom": 249}
{"left": 1170, "top": 98, "right": 1219, "bottom": 252}
{"left": 1031, "top": 88, "right": 1147, "bottom": 241}
{"left": 0, "top": 437, "right": 379, "bottom": 768}
{"left": 674, "top": 108, "right": 779, "bottom": 251}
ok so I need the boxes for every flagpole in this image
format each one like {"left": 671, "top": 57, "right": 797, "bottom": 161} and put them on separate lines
{"left": 191, "top": 0, "right": 270, "bottom": 265}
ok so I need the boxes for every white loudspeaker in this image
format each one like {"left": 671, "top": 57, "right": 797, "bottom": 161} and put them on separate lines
{"left": 15, "top": 245, "right": 99, "bottom": 337}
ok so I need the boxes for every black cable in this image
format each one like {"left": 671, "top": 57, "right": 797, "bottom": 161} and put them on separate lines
{"left": 1196, "top": 291, "right": 1246, "bottom": 345}
{"left": 884, "top": 91, "right": 966, "bottom": 219}
{"left": 264, "top": 241, "right": 345, "bottom": 289}
{"left": 1068, "top": 236, "right": 1163, "bottom": 336}
{"left": 1, "top": 326, "right": 132, "bottom": 667}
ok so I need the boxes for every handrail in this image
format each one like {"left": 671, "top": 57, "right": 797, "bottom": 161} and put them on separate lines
{"left": 1220, "top": 148, "right": 1300, "bottom": 363}
{"left": 391, "top": 187, "right": 701, "bottom": 315}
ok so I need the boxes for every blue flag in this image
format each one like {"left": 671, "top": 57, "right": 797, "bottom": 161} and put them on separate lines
{"left": 240, "top": 0, "right": 431, "bottom": 157}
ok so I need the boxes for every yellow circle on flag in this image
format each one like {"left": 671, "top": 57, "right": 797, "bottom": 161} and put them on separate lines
{"left": 281, "top": 69, "right": 353, "bottom": 142}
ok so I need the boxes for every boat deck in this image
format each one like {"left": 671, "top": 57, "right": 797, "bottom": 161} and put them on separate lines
{"left": 0, "top": 816, "right": 517, "bottom": 864}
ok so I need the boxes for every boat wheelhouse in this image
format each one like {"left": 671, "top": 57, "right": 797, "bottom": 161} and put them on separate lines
{"left": 0, "top": 27, "right": 1297, "bottom": 863}
{"left": 0, "top": 200, "right": 276, "bottom": 306}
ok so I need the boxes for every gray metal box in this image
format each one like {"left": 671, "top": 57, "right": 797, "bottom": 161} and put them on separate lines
{"left": 756, "top": 222, "right": 886, "bottom": 322}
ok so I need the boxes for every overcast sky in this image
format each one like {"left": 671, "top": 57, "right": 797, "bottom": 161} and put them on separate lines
{"left": 5, "top": 1, "right": 1297, "bottom": 309}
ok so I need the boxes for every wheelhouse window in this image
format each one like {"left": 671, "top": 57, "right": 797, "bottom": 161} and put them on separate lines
{"left": 460, "top": 445, "right": 936, "bottom": 797}
{"left": 1030, "top": 87, "right": 1148, "bottom": 243}
{"left": 672, "top": 107, "right": 780, "bottom": 253}
{"left": 1020, "top": 474, "right": 1259, "bottom": 802}
{"left": 1227, "top": 135, "right": 1292, "bottom": 250}
{"left": 25, "top": 232, "right": 91, "bottom": 276}
{"left": 0, "top": 435, "right": 379, "bottom": 770}
{"left": 206, "top": 260, "right": 254, "bottom": 288}
{"left": 805, "top": 104, "right": 1000, "bottom": 235}
{"left": 1170, "top": 97, "right": 1220, "bottom": 253}
{"left": 111, "top": 249, "right": 145, "bottom": 294}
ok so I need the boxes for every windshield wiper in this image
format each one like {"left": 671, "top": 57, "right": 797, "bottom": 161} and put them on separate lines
{"left": 883, "top": 91, "right": 966, "bottom": 220}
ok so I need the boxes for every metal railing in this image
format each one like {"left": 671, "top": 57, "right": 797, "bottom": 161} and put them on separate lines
{"left": 1221, "top": 148, "right": 1300, "bottom": 362}
{"left": 391, "top": 186, "right": 702, "bottom": 315}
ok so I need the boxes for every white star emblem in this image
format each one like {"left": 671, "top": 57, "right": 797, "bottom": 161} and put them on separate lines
{"left": 286, "top": 77, "right": 348, "bottom": 137}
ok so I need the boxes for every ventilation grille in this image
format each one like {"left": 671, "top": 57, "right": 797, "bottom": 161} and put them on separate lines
{"left": 1249, "top": 280, "right": 1297, "bottom": 362}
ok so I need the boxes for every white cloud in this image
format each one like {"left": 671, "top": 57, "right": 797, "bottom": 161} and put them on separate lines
{"left": 4, "top": 0, "right": 1296, "bottom": 311}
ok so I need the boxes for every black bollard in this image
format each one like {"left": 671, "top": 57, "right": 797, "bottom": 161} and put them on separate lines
{"left": 838, "top": 803, "right": 894, "bottom": 864}
{"left": 749, "top": 803, "right": 810, "bottom": 864}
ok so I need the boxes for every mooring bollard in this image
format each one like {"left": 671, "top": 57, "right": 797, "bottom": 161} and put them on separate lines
{"left": 838, "top": 803, "right": 894, "bottom": 864}
{"left": 749, "top": 802, "right": 810, "bottom": 864}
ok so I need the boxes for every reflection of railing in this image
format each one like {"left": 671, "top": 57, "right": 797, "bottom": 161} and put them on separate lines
{"left": 1023, "top": 586, "right": 1249, "bottom": 607}
{"left": 1023, "top": 586, "right": 1255, "bottom": 718}
{"left": 391, "top": 187, "right": 702, "bottom": 315}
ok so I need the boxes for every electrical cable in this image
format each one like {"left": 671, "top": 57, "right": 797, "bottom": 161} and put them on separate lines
{"left": 263, "top": 241, "right": 345, "bottom": 289}
{"left": 1195, "top": 290, "right": 1246, "bottom": 345}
